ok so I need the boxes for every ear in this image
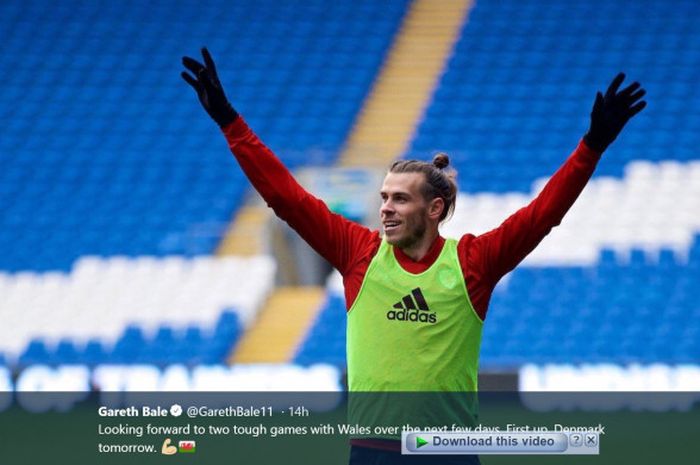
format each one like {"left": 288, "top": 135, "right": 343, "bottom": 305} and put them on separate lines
{"left": 427, "top": 197, "right": 445, "bottom": 221}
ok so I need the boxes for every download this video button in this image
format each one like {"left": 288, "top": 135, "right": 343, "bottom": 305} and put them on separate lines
{"left": 402, "top": 431, "right": 599, "bottom": 455}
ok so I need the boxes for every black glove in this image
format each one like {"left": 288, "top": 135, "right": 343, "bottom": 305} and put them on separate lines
{"left": 583, "top": 72, "right": 647, "bottom": 152}
{"left": 181, "top": 47, "right": 238, "bottom": 128}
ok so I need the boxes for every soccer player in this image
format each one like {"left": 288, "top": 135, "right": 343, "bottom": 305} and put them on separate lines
{"left": 182, "top": 48, "right": 646, "bottom": 465}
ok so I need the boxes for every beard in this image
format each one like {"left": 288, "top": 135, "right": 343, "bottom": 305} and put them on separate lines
{"left": 392, "top": 212, "right": 428, "bottom": 250}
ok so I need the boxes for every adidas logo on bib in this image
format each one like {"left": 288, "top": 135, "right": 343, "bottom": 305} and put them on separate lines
{"left": 386, "top": 287, "right": 437, "bottom": 324}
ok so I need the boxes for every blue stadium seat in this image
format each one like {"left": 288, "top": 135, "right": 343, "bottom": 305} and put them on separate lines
{"left": 82, "top": 340, "right": 109, "bottom": 366}
{"left": 111, "top": 326, "right": 146, "bottom": 363}
{"left": 54, "top": 339, "right": 81, "bottom": 365}
{"left": 19, "top": 339, "right": 53, "bottom": 366}
{"left": 295, "top": 295, "right": 347, "bottom": 366}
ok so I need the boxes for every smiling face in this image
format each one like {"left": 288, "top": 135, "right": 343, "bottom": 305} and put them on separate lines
{"left": 380, "top": 172, "right": 435, "bottom": 250}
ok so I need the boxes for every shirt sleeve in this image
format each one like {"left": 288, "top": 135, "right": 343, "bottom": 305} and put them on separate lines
{"left": 221, "top": 117, "right": 374, "bottom": 276}
{"left": 461, "top": 139, "right": 602, "bottom": 305}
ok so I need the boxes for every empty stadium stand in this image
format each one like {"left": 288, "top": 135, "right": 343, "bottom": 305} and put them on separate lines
{"left": 1, "top": 255, "right": 275, "bottom": 367}
{"left": 1, "top": 0, "right": 698, "bottom": 373}
{"left": 0, "top": 0, "right": 408, "bottom": 367}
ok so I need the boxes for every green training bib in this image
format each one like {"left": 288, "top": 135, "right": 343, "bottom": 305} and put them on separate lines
{"left": 346, "top": 238, "right": 483, "bottom": 437}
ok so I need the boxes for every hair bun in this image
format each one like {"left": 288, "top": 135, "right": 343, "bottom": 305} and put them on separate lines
{"left": 433, "top": 152, "right": 450, "bottom": 169}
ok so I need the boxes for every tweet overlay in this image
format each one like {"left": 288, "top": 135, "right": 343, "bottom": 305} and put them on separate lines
{"left": 0, "top": 392, "right": 698, "bottom": 464}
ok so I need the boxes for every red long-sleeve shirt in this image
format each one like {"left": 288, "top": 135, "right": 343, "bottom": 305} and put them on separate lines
{"left": 222, "top": 116, "right": 601, "bottom": 321}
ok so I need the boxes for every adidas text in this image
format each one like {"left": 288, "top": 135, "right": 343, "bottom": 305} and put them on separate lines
{"left": 386, "top": 309, "right": 437, "bottom": 324}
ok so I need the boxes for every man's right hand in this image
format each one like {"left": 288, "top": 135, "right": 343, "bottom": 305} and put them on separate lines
{"left": 181, "top": 47, "right": 238, "bottom": 128}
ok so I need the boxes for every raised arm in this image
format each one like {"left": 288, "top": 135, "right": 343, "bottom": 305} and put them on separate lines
{"left": 472, "top": 73, "right": 647, "bottom": 283}
{"left": 181, "top": 48, "right": 373, "bottom": 275}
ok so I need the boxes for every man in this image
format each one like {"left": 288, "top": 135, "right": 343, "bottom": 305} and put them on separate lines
{"left": 182, "top": 48, "right": 646, "bottom": 465}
